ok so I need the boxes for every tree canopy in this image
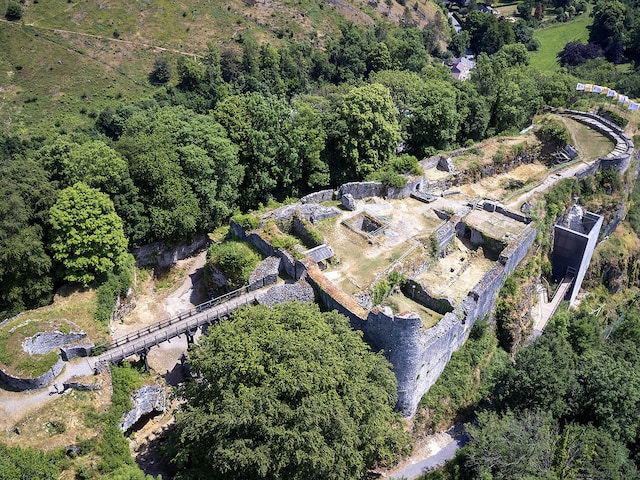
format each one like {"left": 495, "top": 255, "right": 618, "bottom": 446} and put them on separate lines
{"left": 170, "top": 302, "right": 409, "bottom": 480}
{"left": 48, "top": 183, "right": 129, "bottom": 286}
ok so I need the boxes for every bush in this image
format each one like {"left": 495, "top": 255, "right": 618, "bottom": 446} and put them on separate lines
{"left": 369, "top": 170, "right": 407, "bottom": 188}
{"left": 149, "top": 55, "right": 172, "bottom": 85}
{"left": 536, "top": 120, "right": 569, "bottom": 146}
{"left": 389, "top": 154, "right": 423, "bottom": 176}
{"left": 230, "top": 213, "right": 260, "bottom": 231}
{"left": 372, "top": 280, "right": 390, "bottom": 305}
{"left": 5, "top": 1, "right": 22, "bottom": 20}
{"left": 208, "top": 241, "right": 261, "bottom": 288}
{"left": 95, "top": 255, "right": 134, "bottom": 324}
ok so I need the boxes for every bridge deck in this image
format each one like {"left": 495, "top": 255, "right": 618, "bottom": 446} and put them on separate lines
{"left": 93, "top": 287, "right": 268, "bottom": 367}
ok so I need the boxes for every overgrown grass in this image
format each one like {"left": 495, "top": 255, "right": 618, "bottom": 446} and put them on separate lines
{"left": 529, "top": 12, "right": 591, "bottom": 73}
{"left": 0, "top": 288, "right": 107, "bottom": 376}
{"left": 80, "top": 363, "right": 150, "bottom": 478}
{"left": 0, "top": 0, "right": 395, "bottom": 134}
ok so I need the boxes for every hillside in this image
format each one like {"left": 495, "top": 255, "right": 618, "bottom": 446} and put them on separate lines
{"left": 0, "top": 0, "right": 443, "bottom": 133}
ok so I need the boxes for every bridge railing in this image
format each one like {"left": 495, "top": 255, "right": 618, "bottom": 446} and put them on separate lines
{"left": 92, "top": 279, "right": 266, "bottom": 355}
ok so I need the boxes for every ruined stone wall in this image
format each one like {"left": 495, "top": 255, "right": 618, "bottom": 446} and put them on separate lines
{"left": 60, "top": 344, "right": 94, "bottom": 361}
{"left": 387, "top": 177, "right": 424, "bottom": 199}
{"left": 291, "top": 214, "right": 323, "bottom": 248}
{"left": 300, "top": 189, "right": 334, "bottom": 204}
{"left": 133, "top": 236, "right": 210, "bottom": 267}
{"left": 401, "top": 280, "right": 454, "bottom": 315}
{"left": 500, "top": 224, "right": 537, "bottom": 274}
{"left": 338, "top": 181, "right": 385, "bottom": 200}
{"left": 0, "top": 357, "right": 64, "bottom": 391}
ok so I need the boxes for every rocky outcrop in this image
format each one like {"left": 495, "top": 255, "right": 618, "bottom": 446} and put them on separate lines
{"left": 133, "top": 236, "right": 210, "bottom": 267}
{"left": 120, "top": 385, "right": 166, "bottom": 433}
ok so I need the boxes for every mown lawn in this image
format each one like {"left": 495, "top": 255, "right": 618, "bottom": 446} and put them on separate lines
{"left": 529, "top": 12, "right": 591, "bottom": 73}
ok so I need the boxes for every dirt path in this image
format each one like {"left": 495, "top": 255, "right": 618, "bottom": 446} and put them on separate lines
{"left": 0, "top": 358, "right": 94, "bottom": 432}
{"left": 0, "top": 250, "right": 209, "bottom": 434}
{"left": 0, "top": 17, "right": 201, "bottom": 57}
{"left": 380, "top": 426, "right": 468, "bottom": 479}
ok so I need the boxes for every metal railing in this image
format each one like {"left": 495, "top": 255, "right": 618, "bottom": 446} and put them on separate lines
{"left": 92, "top": 279, "right": 267, "bottom": 356}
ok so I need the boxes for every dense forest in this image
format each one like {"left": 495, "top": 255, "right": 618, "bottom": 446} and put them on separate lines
{"left": 2, "top": 0, "right": 640, "bottom": 477}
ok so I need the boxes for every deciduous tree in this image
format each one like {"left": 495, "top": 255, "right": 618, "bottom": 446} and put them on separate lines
{"left": 170, "top": 302, "right": 409, "bottom": 480}
{"left": 49, "top": 183, "right": 128, "bottom": 286}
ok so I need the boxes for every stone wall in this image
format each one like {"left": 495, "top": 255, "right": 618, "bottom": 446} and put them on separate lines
{"left": 559, "top": 110, "right": 634, "bottom": 176}
{"left": 500, "top": 224, "right": 537, "bottom": 274}
{"left": 401, "top": 280, "right": 454, "bottom": 314}
{"left": 291, "top": 213, "right": 323, "bottom": 248}
{"left": 338, "top": 181, "right": 385, "bottom": 200}
{"left": 387, "top": 177, "right": 424, "bottom": 199}
{"left": 248, "top": 256, "right": 280, "bottom": 291}
{"left": 133, "top": 236, "right": 210, "bottom": 267}
{"left": 300, "top": 189, "right": 334, "bottom": 204}
{"left": 60, "top": 344, "right": 94, "bottom": 361}
{"left": 0, "top": 357, "right": 64, "bottom": 391}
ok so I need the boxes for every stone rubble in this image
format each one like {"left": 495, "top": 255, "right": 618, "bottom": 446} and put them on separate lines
{"left": 259, "top": 280, "right": 315, "bottom": 307}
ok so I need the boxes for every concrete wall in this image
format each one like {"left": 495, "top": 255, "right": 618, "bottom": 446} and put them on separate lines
{"left": 552, "top": 212, "right": 603, "bottom": 305}
{"left": 0, "top": 357, "right": 64, "bottom": 391}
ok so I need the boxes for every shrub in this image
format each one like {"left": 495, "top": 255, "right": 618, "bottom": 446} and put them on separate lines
{"left": 5, "top": 1, "right": 22, "bottom": 20}
{"left": 95, "top": 255, "right": 134, "bottom": 324}
{"left": 389, "top": 154, "right": 423, "bottom": 176}
{"left": 369, "top": 170, "right": 407, "bottom": 188}
{"left": 208, "top": 241, "right": 261, "bottom": 288}
{"left": 536, "top": 120, "right": 569, "bottom": 146}
{"left": 231, "top": 213, "right": 260, "bottom": 231}
{"left": 372, "top": 280, "right": 390, "bottom": 305}
{"left": 149, "top": 55, "right": 172, "bottom": 85}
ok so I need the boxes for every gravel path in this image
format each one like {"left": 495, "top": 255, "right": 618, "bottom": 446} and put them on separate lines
{"left": 385, "top": 427, "right": 469, "bottom": 479}
{"left": 0, "top": 358, "right": 94, "bottom": 431}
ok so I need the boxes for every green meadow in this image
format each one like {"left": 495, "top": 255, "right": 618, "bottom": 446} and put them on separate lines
{"left": 529, "top": 12, "right": 592, "bottom": 73}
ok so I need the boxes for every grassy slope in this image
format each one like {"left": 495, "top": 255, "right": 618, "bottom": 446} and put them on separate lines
{"left": 529, "top": 12, "right": 591, "bottom": 73}
{"left": 0, "top": 0, "right": 441, "bottom": 134}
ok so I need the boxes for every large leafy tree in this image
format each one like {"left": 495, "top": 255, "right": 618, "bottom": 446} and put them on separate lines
{"left": 214, "top": 93, "right": 326, "bottom": 208}
{"left": 0, "top": 156, "right": 57, "bottom": 318}
{"left": 589, "top": 0, "right": 626, "bottom": 49}
{"left": 117, "top": 106, "right": 242, "bottom": 242}
{"left": 332, "top": 83, "right": 400, "bottom": 182}
{"left": 49, "top": 183, "right": 128, "bottom": 286}
{"left": 170, "top": 302, "right": 409, "bottom": 480}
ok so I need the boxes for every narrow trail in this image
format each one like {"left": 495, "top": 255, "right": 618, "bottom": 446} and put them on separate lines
{"left": 382, "top": 426, "right": 469, "bottom": 479}
{"left": 0, "top": 17, "right": 201, "bottom": 57}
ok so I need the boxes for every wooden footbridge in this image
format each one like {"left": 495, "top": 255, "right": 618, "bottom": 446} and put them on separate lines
{"left": 91, "top": 281, "right": 269, "bottom": 371}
